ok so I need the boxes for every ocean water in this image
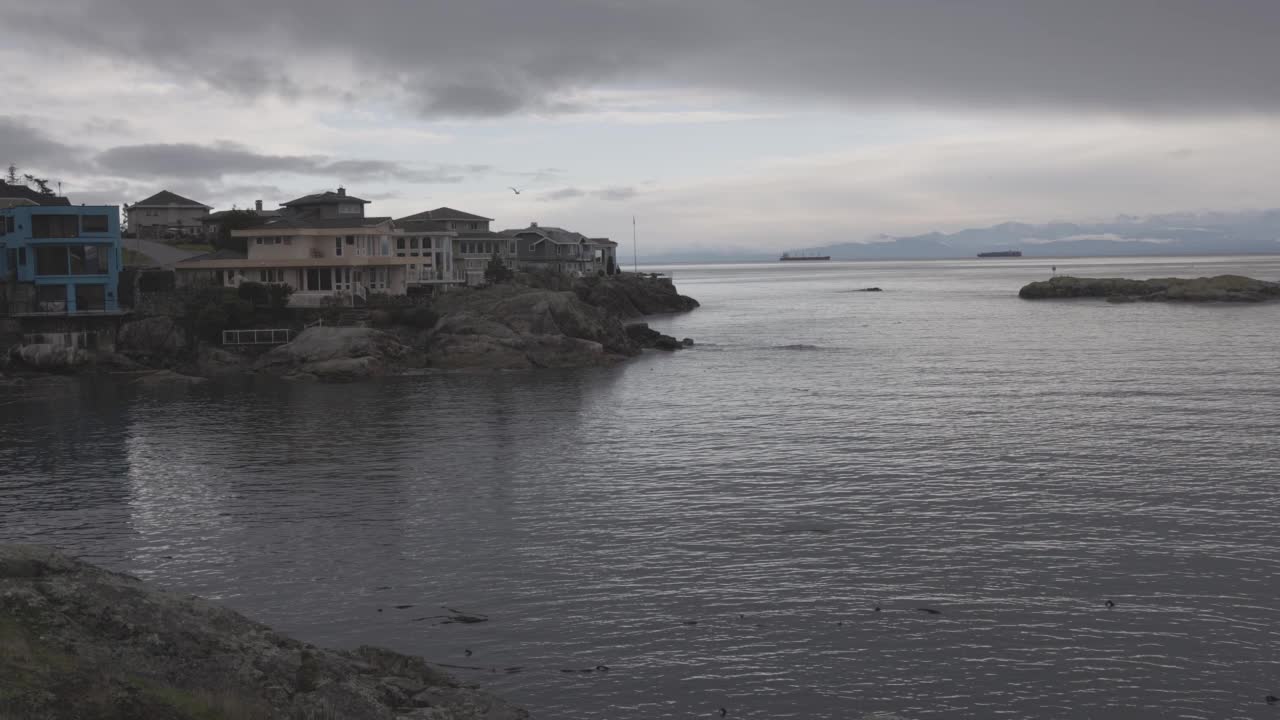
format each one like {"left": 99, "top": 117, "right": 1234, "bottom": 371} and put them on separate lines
{"left": 4, "top": 255, "right": 1280, "bottom": 719}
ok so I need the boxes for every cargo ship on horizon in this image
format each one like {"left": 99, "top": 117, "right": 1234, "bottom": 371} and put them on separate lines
{"left": 780, "top": 252, "right": 831, "bottom": 261}
{"left": 977, "top": 250, "right": 1023, "bottom": 258}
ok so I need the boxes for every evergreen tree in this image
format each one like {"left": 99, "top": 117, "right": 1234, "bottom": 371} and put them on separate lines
{"left": 484, "top": 253, "right": 514, "bottom": 284}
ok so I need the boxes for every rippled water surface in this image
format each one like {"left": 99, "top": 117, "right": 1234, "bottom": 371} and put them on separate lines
{"left": 5, "top": 256, "right": 1280, "bottom": 719}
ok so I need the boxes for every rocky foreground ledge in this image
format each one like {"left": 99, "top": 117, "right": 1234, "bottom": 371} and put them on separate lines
{"left": 0, "top": 545, "right": 527, "bottom": 719}
{"left": 1019, "top": 274, "right": 1280, "bottom": 303}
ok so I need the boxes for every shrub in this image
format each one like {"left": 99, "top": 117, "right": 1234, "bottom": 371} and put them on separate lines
{"left": 267, "top": 283, "right": 293, "bottom": 309}
{"left": 138, "top": 270, "right": 176, "bottom": 293}
{"left": 193, "top": 304, "right": 230, "bottom": 343}
{"left": 393, "top": 306, "right": 438, "bottom": 329}
{"left": 237, "top": 281, "right": 270, "bottom": 306}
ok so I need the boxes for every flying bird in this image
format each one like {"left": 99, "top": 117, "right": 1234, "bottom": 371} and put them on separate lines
{"left": 508, "top": 187, "right": 521, "bottom": 195}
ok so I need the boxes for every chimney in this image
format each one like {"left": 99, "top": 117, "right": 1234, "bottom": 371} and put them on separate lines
{"left": 530, "top": 221, "right": 538, "bottom": 228}
{"left": 255, "top": 199, "right": 263, "bottom": 212}
{"left": 337, "top": 187, "right": 346, "bottom": 197}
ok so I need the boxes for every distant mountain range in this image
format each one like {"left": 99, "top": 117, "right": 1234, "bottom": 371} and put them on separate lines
{"left": 641, "top": 209, "right": 1280, "bottom": 264}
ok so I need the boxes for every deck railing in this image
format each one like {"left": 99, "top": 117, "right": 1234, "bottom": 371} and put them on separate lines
{"left": 221, "top": 328, "right": 292, "bottom": 346}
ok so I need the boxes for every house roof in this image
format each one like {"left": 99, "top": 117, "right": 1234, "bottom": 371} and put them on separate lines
{"left": 282, "top": 191, "right": 369, "bottom": 207}
{"left": 398, "top": 207, "right": 493, "bottom": 222}
{"left": 394, "top": 218, "right": 450, "bottom": 232}
{"left": 588, "top": 237, "right": 618, "bottom": 247}
{"left": 236, "top": 216, "right": 392, "bottom": 233}
{"left": 132, "top": 190, "right": 209, "bottom": 208}
{"left": 0, "top": 182, "right": 72, "bottom": 206}
{"left": 179, "top": 248, "right": 248, "bottom": 264}
{"left": 203, "top": 208, "right": 282, "bottom": 223}
{"left": 506, "top": 225, "right": 590, "bottom": 245}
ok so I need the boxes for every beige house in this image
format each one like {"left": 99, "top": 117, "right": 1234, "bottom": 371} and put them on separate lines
{"left": 396, "top": 207, "right": 514, "bottom": 286}
{"left": 175, "top": 189, "right": 463, "bottom": 305}
{"left": 127, "top": 190, "right": 210, "bottom": 238}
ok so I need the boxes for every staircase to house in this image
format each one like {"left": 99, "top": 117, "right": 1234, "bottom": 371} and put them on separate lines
{"left": 335, "top": 308, "right": 371, "bottom": 327}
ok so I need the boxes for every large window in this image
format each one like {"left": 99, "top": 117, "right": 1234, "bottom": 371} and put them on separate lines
{"left": 75, "top": 284, "right": 106, "bottom": 312}
{"left": 80, "top": 215, "right": 109, "bottom": 233}
{"left": 35, "top": 246, "right": 69, "bottom": 275}
{"left": 35, "top": 284, "right": 67, "bottom": 312}
{"left": 305, "top": 268, "right": 333, "bottom": 291}
{"left": 32, "top": 214, "right": 80, "bottom": 239}
{"left": 69, "top": 246, "right": 106, "bottom": 275}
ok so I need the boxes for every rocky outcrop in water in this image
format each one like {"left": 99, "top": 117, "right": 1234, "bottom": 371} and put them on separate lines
{"left": 0, "top": 544, "right": 527, "bottom": 720}
{"left": 427, "top": 286, "right": 637, "bottom": 370}
{"left": 1019, "top": 275, "right": 1280, "bottom": 302}
{"left": 117, "top": 316, "right": 188, "bottom": 365}
{"left": 9, "top": 343, "right": 92, "bottom": 372}
{"left": 254, "top": 327, "right": 417, "bottom": 381}
{"left": 574, "top": 273, "right": 700, "bottom": 318}
{"left": 624, "top": 322, "right": 686, "bottom": 351}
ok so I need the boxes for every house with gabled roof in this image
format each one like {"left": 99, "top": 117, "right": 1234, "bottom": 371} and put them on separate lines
{"left": 201, "top": 199, "right": 282, "bottom": 239}
{"left": 126, "top": 190, "right": 210, "bottom": 239}
{"left": 396, "top": 207, "right": 513, "bottom": 286}
{"left": 0, "top": 181, "right": 72, "bottom": 209}
{"left": 505, "top": 222, "right": 617, "bottom": 276}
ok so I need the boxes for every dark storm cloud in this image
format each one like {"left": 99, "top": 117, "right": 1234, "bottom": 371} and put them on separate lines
{"left": 11, "top": 1, "right": 1280, "bottom": 116}
{"left": 94, "top": 142, "right": 479, "bottom": 183}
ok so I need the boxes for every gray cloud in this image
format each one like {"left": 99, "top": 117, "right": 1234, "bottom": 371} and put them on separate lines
{"left": 93, "top": 142, "right": 480, "bottom": 183}
{"left": 0, "top": 116, "right": 83, "bottom": 172}
{"left": 539, "top": 186, "right": 638, "bottom": 202}
{"left": 17, "top": 1, "right": 1280, "bottom": 116}
{"left": 540, "top": 187, "right": 586, "bottom": 202}
{"left": 595, "top": 186, "right": 637, "bottom": 201}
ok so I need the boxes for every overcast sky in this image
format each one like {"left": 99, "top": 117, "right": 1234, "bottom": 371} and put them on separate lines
{"left": 3, "top": 0, "right": 1280, "bottom": 253}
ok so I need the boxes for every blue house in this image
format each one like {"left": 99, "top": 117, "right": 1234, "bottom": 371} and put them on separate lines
{"left": 0, "top": 205, "right": 124, "bottom": 315}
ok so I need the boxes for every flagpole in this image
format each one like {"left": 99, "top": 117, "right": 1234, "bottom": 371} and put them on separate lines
{"left": 632, "top": 216, "right": 638, "bottom": 273}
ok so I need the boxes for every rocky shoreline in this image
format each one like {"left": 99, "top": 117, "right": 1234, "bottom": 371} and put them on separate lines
{"left": 1019, "top": 274, "right": 1280, "bottom": 303}
{"left": 0, "top": 545, "right": 526, "bottom": 719}
{"left": 1, "top": 272, "right": 699, "bottom": 383}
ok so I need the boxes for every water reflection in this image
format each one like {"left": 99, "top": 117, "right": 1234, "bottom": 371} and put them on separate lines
{"left": 4, "top": 257, "right": 1280, "bottom": 719}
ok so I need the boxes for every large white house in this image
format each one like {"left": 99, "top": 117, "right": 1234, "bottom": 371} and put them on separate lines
{"left": 175, "top": 189, "right": 618, "bottom": 305}
{"left": 175, "top": 189, "right": 462, "bottom": 305}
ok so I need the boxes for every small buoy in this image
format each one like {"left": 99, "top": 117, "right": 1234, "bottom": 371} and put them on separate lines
{"left": 464, "top": 649, "right": 472, "bottom": 657}
{"left": 1266, "top": 695, "right": 1278, "bottom": 704}
{"left": 873, "top": 606, "right": 881, "bottom": 612}
{"left": 1105, "top": 600, "right": 1116, "bottom": 609}
{"left": 596, "top": 664, "right": 610, "bottom": 672}
{"left": 719, "top": 708, "right": 728, "bottom": 717}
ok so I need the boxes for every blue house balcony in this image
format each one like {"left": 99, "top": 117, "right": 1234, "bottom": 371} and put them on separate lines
{"left": 0, "top": 205, "right": 124, "bottom": 315}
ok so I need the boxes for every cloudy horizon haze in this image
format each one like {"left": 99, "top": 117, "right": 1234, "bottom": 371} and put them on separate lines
{"left": 4, "top": 1, "right": 1280, "bottom": 254}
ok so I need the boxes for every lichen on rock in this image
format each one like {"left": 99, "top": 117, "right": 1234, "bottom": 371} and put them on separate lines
{"left": 0, "top": 544, "right": 527, "bottom": 720}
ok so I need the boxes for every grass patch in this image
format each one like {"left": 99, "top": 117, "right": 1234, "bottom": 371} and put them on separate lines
{"left": 135, "top": 681, "right": 275, "bottom": 720}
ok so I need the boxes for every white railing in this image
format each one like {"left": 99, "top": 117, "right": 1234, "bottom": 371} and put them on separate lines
{"left": 222, "top": 328, "right": 292, "bottom": 346}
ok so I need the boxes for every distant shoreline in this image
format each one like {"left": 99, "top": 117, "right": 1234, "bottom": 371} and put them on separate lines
{"left": 635, "top": 252, "right": 1280, "bottom": 269}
